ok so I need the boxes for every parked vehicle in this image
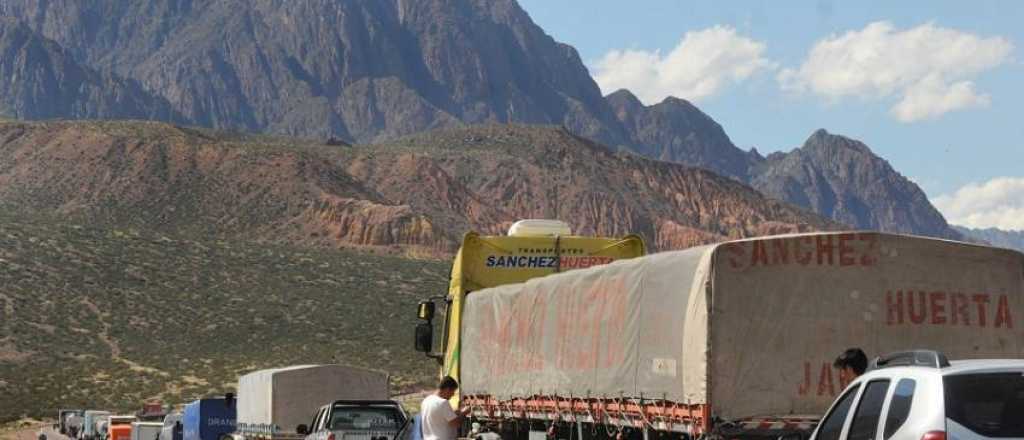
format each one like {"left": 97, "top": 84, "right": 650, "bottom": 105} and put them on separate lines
{"left": 419, "top": 231, "right": 1024, "bottom": 440}
{"left": 231, "top": 364, "right": 390, "bottom": 440}
{"left": 810, "top": 350, "right": 1024, "bottom": 440}
{"left": 81, "top": 411, "right": 111, "bottom": 440}
{"left": 183, "top": 397, "right": 237, "bottom": 440}
{"left": 108, "top": 416, "right": 138, "bottom": 440}
{"left": 137, "top": 402, "right": 167, "bottom": 422}
{"left": 297, "top": 401, "right": 407, "bottom": 440}
{"left": 66, "top": 412, "right": 86, "bottom": 439}
{"left": 58, "top": 410, "right": 84, "bottom": 435}
{"left": 132, "top": 422, "right": 164, "bottom": 440}
{"left": 159, "top": 413, "right": 184, "bottom": 440}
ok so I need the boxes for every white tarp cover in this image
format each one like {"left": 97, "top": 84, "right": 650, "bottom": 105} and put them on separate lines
{"left": 237, "top": 364, "right": 389, "bottom": 432}
{"left": 461, "top": 245, "right": 713, "bottom": 403}
{"left": 460, "top": 232, "right": 1024, "bottom": 421}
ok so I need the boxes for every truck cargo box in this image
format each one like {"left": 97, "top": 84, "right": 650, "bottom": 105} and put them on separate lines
{"left": 184, "top": 398, "right": 236, "bottom": 440}
{"left": 236, "top": 365, "right": 389, "bottom": 435}
{"left": 132, "top": 422, "right": 163, "bottom": 440}
{"left": 460, "top": 232, "right": 1024, "bottom": 433}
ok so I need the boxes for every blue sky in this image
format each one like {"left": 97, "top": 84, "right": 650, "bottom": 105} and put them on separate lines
{"left": 519, "top": 0, "right": 1024, "bottom": 230}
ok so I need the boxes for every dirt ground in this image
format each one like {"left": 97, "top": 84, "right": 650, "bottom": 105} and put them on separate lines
{"left": 0, "top": 422, "right": 66, "bottom": 440}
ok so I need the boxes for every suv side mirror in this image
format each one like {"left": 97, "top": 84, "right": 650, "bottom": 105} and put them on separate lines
{"left": 296, "top": 425, "right": 309, "bottom": 436}
{"left": 418, "top": 301, "right": 435, "bottom": 321}
{"left": 415, "top": 323, "right": 433, "bottom": 353}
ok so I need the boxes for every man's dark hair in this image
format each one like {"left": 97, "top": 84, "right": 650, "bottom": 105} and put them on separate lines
{"left": 833, "top": 348, "right": 868, "bottom": 374}
{"left": 438, "top": 376, "right": 459, "bottom": 390}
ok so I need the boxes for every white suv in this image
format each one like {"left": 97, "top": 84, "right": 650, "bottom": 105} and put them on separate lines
{"left": 810, "top": 350, "right": 1024, "bottom": 440}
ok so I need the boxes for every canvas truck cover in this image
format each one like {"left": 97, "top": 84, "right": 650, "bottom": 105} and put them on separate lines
{"left": 443, "top": 232, "right": 644, "bottom": 387}
{"left": 236, "top": 364, "right": 389, "bottom": 433}
{"left": 460, "top": 232, "right": 1024, "bottom": 422}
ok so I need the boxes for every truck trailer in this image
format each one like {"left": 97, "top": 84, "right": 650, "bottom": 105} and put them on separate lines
{"left": 446, "top": 232, "right": 1024, "bottom": 439}
{"left": 231, "top": 364, "right": 390, "bottom": 440}
{"left": 183, "top": 398, "right": 236, "bottom": 440}
{"left": 132, "top": 422, "right": 164, "bottom": 440}
{"left": 81, "top": 411, "right": 110, "bottom": 440}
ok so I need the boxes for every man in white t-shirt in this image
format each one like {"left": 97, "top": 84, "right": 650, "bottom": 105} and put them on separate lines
{"left": 420, "top": 376, "right": 470, "bottom": 440}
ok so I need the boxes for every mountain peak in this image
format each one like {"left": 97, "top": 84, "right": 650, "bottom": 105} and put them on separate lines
{"left": 802, "top": 129, "right": 873, "bottom": 155}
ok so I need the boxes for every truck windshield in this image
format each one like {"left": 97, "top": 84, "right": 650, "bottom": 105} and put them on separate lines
{"left": 329, "top": 406, "right": 404, "bottom": 431}
{"left": 944, "top": 372, "right": 1024, "bottom": 438}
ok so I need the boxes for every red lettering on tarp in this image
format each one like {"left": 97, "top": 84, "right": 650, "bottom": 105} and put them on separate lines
{"left": 796, "top": 237, "right": 813, "bottom": 266}
{"left": 974, "top": 294, "right": 990, "bottom": 327}
{"left": 908, "top": 291, "right": 926, "bottom": 324}
{"left": 723, "top": 234, "right": 878, "bottom": 270}
{"left": 930, "top": 291, "right": 947, "bottom": 325}
{"left": 725, "top": 243, "right": 744, "bottom": 269}
{"left": 816, "top": 236, "right": 835, "bottom": 266}
{"left": 798, "top": 362, "right": 812, "bottom": 396}
{"left": 996, "top": 295, "right": 1014, "bottom": 329}
{"left": 885, "top": 291, "right": 1013, "bottom": 329}
{"left": 751, "top": 241, "right": 769, "bottom": 267}
{"left": 887, "top": 291, "right": 904, "bottom": 325}
{"left": 859, "top": 234, "right": 879, "bottom": 266}
{"left": 838, "top": 234, "right": 856, "bottom": 266}
{"left": 817, "top": 363, "right": 835, "bottom": 396}
{"left": 952, "top": 293, "right": 970, "bottom": 326}
{"left": 772, "top": 240, "right": 790, "bottom": 265}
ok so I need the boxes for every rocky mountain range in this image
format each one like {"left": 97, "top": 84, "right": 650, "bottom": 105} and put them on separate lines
{"left": 0, "top": 0, "right": 962, "bottom": 241}
{"left": 956, "top": 226, "right": 1024, "bottom": 252}
{"left": 0, "top": 120, "right": 835, "bottom": 253}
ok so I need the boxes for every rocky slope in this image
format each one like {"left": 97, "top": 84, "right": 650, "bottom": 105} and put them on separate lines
{"left": 750, "top": 130, "right": 961, "bottom": 239}
{"left": 0, "top": 120, "right": 837, "bottom": 253}
{"left": 955, "top": 226, "right": 1024, "bottom": 252}
{"left": 0, "top": 0, "right": 628, "bottom": 145}
{"left": 606, "top": 89, "right": 759, "bottom": 181}
{"left": 0, "top": 18, "right": 178, "bottom": 121}
{"left": 0, "top": 0, "right": 963, "bottom": 241}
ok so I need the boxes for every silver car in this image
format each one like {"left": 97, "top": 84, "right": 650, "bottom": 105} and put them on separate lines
{"left": 810, "top": 350, "right": 1024, "bottom": 440}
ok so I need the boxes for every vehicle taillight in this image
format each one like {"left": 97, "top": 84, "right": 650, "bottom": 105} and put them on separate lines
{"left": 921, "top": 431, "right": 946, "bottom": 440}
{"left": 327, "top": 433, "right": 335, "bottom": 440}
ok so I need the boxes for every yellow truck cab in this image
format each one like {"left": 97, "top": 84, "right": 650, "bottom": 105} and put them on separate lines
{"left": 414, "top": 220, "right": 645, "bottom": 404}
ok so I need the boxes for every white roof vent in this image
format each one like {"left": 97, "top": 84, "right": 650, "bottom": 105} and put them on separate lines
{"left": 508, "top": 219, "right": 572, "bottom": 237}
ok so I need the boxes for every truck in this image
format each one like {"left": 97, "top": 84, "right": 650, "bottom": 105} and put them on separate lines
{"left": 132, "top": 422, "right": 164, "bottom": 440}
{"left": 297, "top": 400, "right": 408, "bottom": 440}
{"left": 231, "top": 364, "right": 391, "bottom": 440}
{"left": 413, "top": 219, "right": 645, "bottom": 399}
{"left": 57, "top": 409, "right": 84, "bottom": 436}
{"left": 160, "top": 413, "right": 184, "bottom": 440}
{"left": 422, "top": 231, "right": 1024, "bottom": 440}
{"left": 65, "top": 412, "right": 86, "bottom": 439}
{"left": 183, "top": 397, "right": 237, "bottom": 440}
{"left": 108, "top": 416, "right": 138, "bottom": 440}
{"left": 81, "top": 411, "right": 110, "bottom": 440}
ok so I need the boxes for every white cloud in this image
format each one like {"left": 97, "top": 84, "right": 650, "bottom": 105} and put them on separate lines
{"left": 932, "top": 177, "right": 1024, "bottom": 231}
{"left": 592, "top": 26, "right": 775, "bottom": 104}
{"left": 780, "top": 21, "right": 1013, "bottom": 122}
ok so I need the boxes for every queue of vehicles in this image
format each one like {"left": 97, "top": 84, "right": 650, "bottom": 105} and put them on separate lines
{"left": 57, "top": 365, "right": 410, "bottom": 440}
{"left": 52, "top": 220, "right": 1024, "bottom": 440}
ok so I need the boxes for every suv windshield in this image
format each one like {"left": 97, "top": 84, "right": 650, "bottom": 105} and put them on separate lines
{"left": 944, "top": 372, "right": 1024, "bottom": 438}
{"left": 329, "top": 406, "right": 404, "bottom": 431}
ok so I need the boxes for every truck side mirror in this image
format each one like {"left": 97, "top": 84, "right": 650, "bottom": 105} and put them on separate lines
{"left": 415, "top": 323, "right": 433, "bottom": 353}
{"left": 417, "top": 301, "right": 435, "bottom": 321}
{"left": 296, "top": 425, "right": 309, "bottom": 436}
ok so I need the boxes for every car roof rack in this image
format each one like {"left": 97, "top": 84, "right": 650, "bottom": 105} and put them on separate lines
{"left": 872, "top": 350, "right": 951, "bottom": 369}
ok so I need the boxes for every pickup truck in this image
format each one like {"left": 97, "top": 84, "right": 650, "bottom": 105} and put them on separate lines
{"left": 297, "top": 401, "right": 408, "bottom": 440}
